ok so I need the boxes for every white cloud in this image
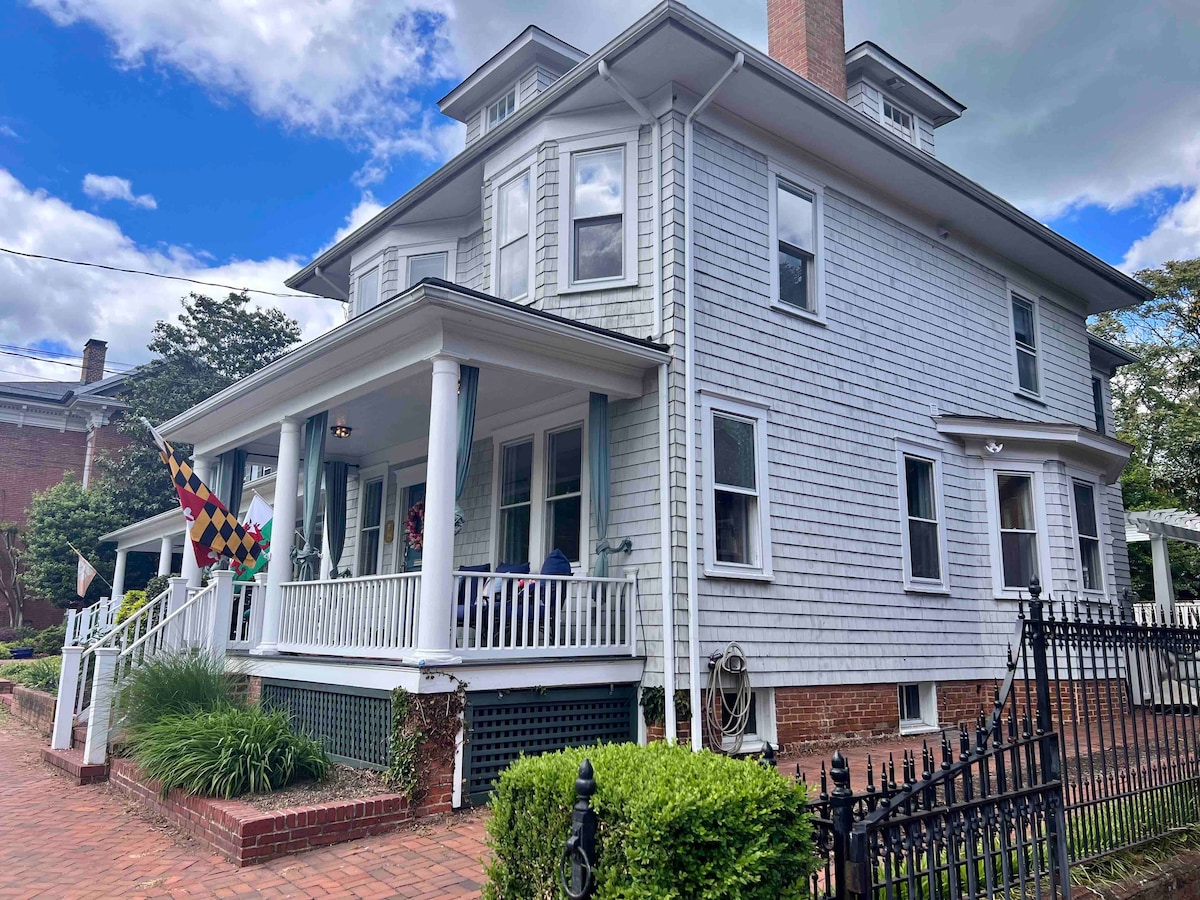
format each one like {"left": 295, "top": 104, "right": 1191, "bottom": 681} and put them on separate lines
{"left": 330, "top": 193, "right": 387, "bottom": 247}
{"left": 81, "top": 173, "right": 157, "bottom": 209}
{"left": 1122, "top": 190, "right": 1200, "bottom": 272}
{"left": 0, "top": 169, "right": 345, "bottom": 382}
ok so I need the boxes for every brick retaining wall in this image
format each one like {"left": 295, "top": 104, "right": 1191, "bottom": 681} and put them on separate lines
{"left": 10, "top": 685, "right": 56, "bottom": 735}
{"left": 109, "top": 759, "right": 414, "bottom": 866}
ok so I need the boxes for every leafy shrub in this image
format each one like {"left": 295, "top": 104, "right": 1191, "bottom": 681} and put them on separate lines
{"left": 484, "top": 742, "right": 814, "bottom": 900}
{"left": 3, "top": 657, "right": 61, "bottom": 695}
{"left": 143, "top": 575, "right": 172, "bottom": 602}
{"left": 0, "top": 626, "right": 36, "bottom": 645}
{"left": 131, "top": 706, "right": 330, "bottom": 798}
{"left": 31, "top": 624, "right": 66, "bottom": 656}
{"left": 115, "top": 590, "right": 149, "bottom": 625}
{"left": 119, "top": 652, "right": 244, "bottom": 735}
{"left": 0, "top": 645, "right": 10, "bottom": 660}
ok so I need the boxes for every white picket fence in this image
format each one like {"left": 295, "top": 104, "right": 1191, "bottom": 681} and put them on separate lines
{"left": 277, "top": 572, "right": 421, "bottom": 658}
{"left": 52, "top": 571, "right": 237, "bottom": 765}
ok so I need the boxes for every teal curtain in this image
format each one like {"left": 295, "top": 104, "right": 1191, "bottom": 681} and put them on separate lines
{"left": 324, "top": 461, "right": 348, "bottom": 577}
{"left": 456, "top": 365, "right": 479, "bottom": 500}
{"left": 298, "top": 412, "right": 327, "bottom": 580}
{"left": 589, "top": 392, "right": 611, "bottom": 576}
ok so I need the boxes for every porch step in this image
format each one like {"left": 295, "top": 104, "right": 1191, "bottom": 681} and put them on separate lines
{"left": 40, "top": 747, "right": 109, "bottom": 785}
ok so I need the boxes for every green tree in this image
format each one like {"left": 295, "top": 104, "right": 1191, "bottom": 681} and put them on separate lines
{"left": 21, "top": 476, "right": 126, "bottom": 607}
{"left": 101, "top": 292, "right": 302, "bottom": 521}
{"left": 1092, "top": 257, "right": 1200, "bottom": 601}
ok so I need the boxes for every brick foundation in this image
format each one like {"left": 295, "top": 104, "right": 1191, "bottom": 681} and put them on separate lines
{"left": 109, "top": 759, "right": 415, "bottom": 866}
{"left": 9, "top": 685, "right": 56, "bottom": 735}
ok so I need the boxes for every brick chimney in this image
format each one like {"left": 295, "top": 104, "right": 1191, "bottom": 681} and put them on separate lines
{"left": 767, "top": 0, "right": 847, "bottom": 99}
{"left": 81, "top": 338, "right": 107, "bottom": 384}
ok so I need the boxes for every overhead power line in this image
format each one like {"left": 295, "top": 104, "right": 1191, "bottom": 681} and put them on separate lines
{"left": 0, "top": 246, "right": 335, "bottom": 300}
{"left": 0, "top": 348, "right": 132, "bottom": 377}
{"left": 0, "top": 342, "right": 138, "bottom": 370}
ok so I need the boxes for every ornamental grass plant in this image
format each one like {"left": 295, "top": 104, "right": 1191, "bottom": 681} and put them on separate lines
{"left": 484, "top": 741, "right": 814, "bottom": 900}
{"left": 118, "top": 651, "right": 244, "bottom": 735}
{"left": 3, "top": 656, "right": 61, "bottom": 694}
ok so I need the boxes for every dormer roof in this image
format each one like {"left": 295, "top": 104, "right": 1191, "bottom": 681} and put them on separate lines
{"left": 845, "top": 41, "right": 966, "bottom": 127}
{"left": 438, "top": 25, "right": 586, "bottom": 124}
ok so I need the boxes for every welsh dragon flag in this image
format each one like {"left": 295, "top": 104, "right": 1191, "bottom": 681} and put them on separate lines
{"left": 236, "top": 494, "right": 273, "bottom": 581}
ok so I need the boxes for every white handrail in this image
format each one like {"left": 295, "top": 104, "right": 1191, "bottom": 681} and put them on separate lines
{"left": 277, "top": 572, "right": 421, "bottom": 658}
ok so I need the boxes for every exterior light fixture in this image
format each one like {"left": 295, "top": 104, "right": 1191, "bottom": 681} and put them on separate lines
{"left": 330, "top": 424, "right": 353, "bottom": 439}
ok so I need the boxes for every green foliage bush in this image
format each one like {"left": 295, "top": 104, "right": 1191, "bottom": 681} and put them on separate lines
{"left": 118, "top": 652, "right": 244, "bottom": 736}
{"left": 0, "top": 645, "right": 11, "bottom": 660}
{"left": 31, "top": 624, "right": 66, "bottom": 656}
{"left": 115, "top": 590, "right": 149, "bottom": 625}
{"left": 143, "top": 575, "right": 172, "bottom": 602}
{"left": 131, "top": 706, "right": 330, "bottom": 799}
{"left": 484, "top": 742, "right": 814, "bottom": 900}
{"left": 3, "top": 656, "right": 61, "bottom": 695}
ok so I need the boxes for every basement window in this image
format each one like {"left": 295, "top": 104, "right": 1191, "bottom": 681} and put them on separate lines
{"left": 898, "top": 682, "right": 938, "bottom": 733}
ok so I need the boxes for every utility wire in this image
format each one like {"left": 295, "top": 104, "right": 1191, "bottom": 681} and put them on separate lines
{"left": 0, "top": 342, "right": 139, "bottom": 370}
{"left": 0, "top": 246, "right": 334, "bottom": 300}
{"left": 0, "top": 348, "right": 131, "bottom": 377}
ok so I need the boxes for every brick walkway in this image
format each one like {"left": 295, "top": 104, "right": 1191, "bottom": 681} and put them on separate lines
{"left": 0, "top": 711, "right": 489, "bottom": 899}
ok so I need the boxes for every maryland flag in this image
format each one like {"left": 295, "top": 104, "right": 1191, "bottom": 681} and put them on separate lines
{"left": 146, "top": 422, "right": 264, "bottom": 577}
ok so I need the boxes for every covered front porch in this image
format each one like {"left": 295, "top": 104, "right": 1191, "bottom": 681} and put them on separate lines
{"left": 149, "top": 281, "right": 666, "bottom": 676}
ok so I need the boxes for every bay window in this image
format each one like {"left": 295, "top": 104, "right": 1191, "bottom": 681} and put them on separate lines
{"left": 495, "top": 170, "right": 531, "bottom": 301}
{"left": 996, "top": 473, "right": 1040, "bottom": 591}
{"left": 356, "top": 266, "right": 380, "bottom": 312}
{"left": 1072, "top": 480, "right": 1104, "bottom": 592}
{"left": 571, "top": 147, "right": 624, "bottom": 282}
{"left": 407, "top": 252, "right": 447, "bottom": 287}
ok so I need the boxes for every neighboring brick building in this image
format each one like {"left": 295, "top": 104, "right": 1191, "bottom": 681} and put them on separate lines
{"left": 0, "top": 340, "right": 129, "bottom": 628}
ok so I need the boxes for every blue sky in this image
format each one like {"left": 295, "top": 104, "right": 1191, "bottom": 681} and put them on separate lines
{"left": 0, "top": 0, "right": 1197, "bottom": 381}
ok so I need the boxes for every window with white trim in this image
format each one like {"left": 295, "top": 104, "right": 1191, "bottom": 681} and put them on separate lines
{"left": 1091, "top": 376, "right": 1106, "bottom": 434}
{"left": 407, "top": 252, "right": 447, "bottom": 287}
{"left": 996, "top": 472, "right": 1040, "bottom": 590}
{"left": 898, "top": 682, "right": 937, "bottom": 732}
{"left": 498, "top": 439, "right": 533, "bottom": 566}
{"left": 570, "top": 147, "right": 624, "bottom": 283}
{"left": 1072, "top": 480, "right": 1103, "bottom": 592}
{"left": 898, "top": 449, "right": 947, "bottom": 590}
{"left": 776, "top": 181, "right": 817, "bottom": 311}
{"left": 358, "top": 477, "right": 384, "bottom": 576}
{"left": 495, "top": 170, "right": 531, "bottom": 300}
{"left": 1011, "top": 293, "right": 1040, "bottom": 395}
{"left": 356, "top": 267, "right": 380, "bottom": 312}
{"left": 486, "top": 87, "right": 516, "bottom": 131}
{"left": 702, "top": 396, "right": 772, "bottom": 578}
{"left": 544, "top": 426, "right": 583, "bottom": 562}
{"left": 882, "top": 99, "right": 915, "bottom": 143}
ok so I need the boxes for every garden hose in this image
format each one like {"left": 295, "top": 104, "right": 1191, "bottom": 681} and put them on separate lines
{"left": 704, "top": 642, "right": 753, "bottom": 754}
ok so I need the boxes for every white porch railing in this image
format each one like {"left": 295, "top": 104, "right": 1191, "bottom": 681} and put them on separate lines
{"left": 228, "top": 579, "right": 265, "bottom": 651}
{"left": 277, "top": 572, "right": 421, "bottom": 658}
{"left": 65, "top": 595, "right": 119, "bottom": 648}
{"left": 452, "top": 570, "right": 637, "bottom": 659}
{"left": 1133, "top": 602, "right": 1200, "bottom": 626}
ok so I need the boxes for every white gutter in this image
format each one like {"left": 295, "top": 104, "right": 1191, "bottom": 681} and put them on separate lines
{"left": 599, "top": 58, "right": 676, "bottom": 742}
{"left": 684, "top": 50, "right": 743, "bottom": 751}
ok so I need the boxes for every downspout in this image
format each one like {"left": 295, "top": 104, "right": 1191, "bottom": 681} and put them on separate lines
{"left": 599, "top": 59, "right": 677, "bottom": 742}
{"left": 684, "top": 52, "right": 743, "bottom": 751}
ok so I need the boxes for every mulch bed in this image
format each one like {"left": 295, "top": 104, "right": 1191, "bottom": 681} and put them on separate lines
{"left": 240, "top": 764, "right": 391, "bottom": 811}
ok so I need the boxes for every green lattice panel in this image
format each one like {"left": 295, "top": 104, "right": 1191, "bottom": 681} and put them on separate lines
{"left": 261, "top": 679, "right": 391, "bottom": 769}
{"left": 465, "top": 685, "right": 637, "bottom": 804}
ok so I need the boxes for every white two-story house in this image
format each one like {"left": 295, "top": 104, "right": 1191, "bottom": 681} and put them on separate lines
{"left": 100, "top": 0, "right": 1148, "bottom": 803}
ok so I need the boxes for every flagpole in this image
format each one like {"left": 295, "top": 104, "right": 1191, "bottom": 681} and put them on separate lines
{"left": 66, "top": 542, "right": 113, "bottom": 589}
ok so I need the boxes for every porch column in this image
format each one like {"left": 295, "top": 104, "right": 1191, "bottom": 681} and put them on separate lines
{"left": 157, "top": 535, "right": 173, "bottom": 576}
{"left": 253, "top": 417, "right": 301, "bottom": 656}
{"left": 111, "top": 548, "right": 128, "bottom": 600}
{"left": 180, "top": 454, "right": 216, "bottom": 588}
{"left": 1151, "top": 534, "right": 1175, "bottom": 619}
{"left": 410, "top": 356, "right": 461, "bottom": 663}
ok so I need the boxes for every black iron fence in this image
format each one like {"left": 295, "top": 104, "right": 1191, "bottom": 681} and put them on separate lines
{"left": 807, "top": 581, "right": 1200, "bottom": 900}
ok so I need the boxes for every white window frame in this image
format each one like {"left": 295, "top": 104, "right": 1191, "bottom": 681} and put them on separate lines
{"left": 898, "top": 682, "right": 939, "bottom": 735}
{"left": 406, "top": 251, "right": 449, "bottom": 287}
{"left": 881, "top": 98, "right": 916, "bottom": 144}
{"left": 1008, "top": 286, "right": 1044, "bottom": 400}
{"left": 390, "top": 462, "right": 428, "bottom": 574}
{"left": 1068, "top": 471, "right": 1107, "bottom": 596}
{"left": 720, "top": 687, "right": 777, "bottom": 754}
{"left": 482, "top": 83, "right": 518, "bottom": 134}
{"left": 556, "top": 129, "right": 640, "bottom": 294}
{"left": 895, "top": 441, "right": 950, "bottom": 594}
{"left": 488, "top": 405, "right": 590, "bottom": 571}
{"left": 354, "top": 264, "right": 381, "bottom": 314}
{"left": 355, "top": 465, "right": 388, "bottom": 576}
{"left": 701, "top": 392, "right": 773, "bottom": 581}
{"left": 767, "top": 162, "right": 827, "bottom": 324}
{"left": 488, "top": 155, "right": 536, "bottom": 302}
{"left": 984, "top": 460, "right": 1053, "bottom": 599}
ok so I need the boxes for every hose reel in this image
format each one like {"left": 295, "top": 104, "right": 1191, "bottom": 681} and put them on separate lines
{"left": 704, "top": 642, "right": 753, "bottom": 754}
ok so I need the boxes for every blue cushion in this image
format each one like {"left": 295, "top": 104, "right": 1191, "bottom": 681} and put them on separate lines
{"left": 496, "top": 562, "right": 530, "bottom": 575}
{"left": 540, "top": 549, "right": 572, "bottom": 576}
{"left": 459, "top": 563, "right": 490, "bottom": 573}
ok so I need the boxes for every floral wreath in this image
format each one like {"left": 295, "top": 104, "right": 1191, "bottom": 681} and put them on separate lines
{"left": 404, "top": 501, "right": 425, "bottom": 551}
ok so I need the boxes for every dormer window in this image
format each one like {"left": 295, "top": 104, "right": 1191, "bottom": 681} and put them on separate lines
{"left": 882, "top": 99, "right": 914, "bottom": 143}
{"left": 486, "top": 87, "right": 516, "bottom": 131}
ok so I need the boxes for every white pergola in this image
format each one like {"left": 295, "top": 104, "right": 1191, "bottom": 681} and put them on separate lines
{"left": 1126, "top": 508, "right": 1200, "bottom": 613}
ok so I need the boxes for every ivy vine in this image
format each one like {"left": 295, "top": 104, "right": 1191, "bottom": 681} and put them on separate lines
{"left": 639, "top": 686, "right": 692, "bottom": 727}
{"left": 384, "top": 683, "right": 465, "bottom": 805}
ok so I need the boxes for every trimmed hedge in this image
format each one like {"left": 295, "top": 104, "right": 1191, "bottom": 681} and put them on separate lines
{"left": 484, "top": 742, "right": 814, "bottom": 900}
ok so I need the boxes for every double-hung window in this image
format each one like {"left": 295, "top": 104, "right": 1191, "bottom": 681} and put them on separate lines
{"left": 1011, "top": 293, "right": 1040, "bottom": 395}
{"left": 996, "top": 473, "right": 1040, "bottom": 591}
{"left": 898, "top": 447, "right": 947, "bottom": 590}
{"left": 498, "top": 440, "right": 533, "bottom": 566}
{"left": 1072, "top": 480, "right": 1104, "bottom": 592}
{"left": 570, "top": 147, "right": 625, "bottom": 283}
{"left": 356, "top": 266, "right": 380, "bottom": 313}
{"left": 486, "top": 88, "right": 516, "bottom": 131}
{"left": 407, "top": 252, "right": 447, "bottom": 287}
{"left": 702, "top": 396, "right": 772, "bottom": 578}
{"left": 769, "top": 166, "right": 825, "bottom": 320}
{"left": 1091, "top": 377, "right": 1106, "bottom": 434}
{"left": 495, "top": 171, "right": 531, "bottom": 301}
{"left": 358, "top": 478, "right": 384, "bottom": 576}
{"left": 545, "top": 426, "right": 583, "bottom": 562}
